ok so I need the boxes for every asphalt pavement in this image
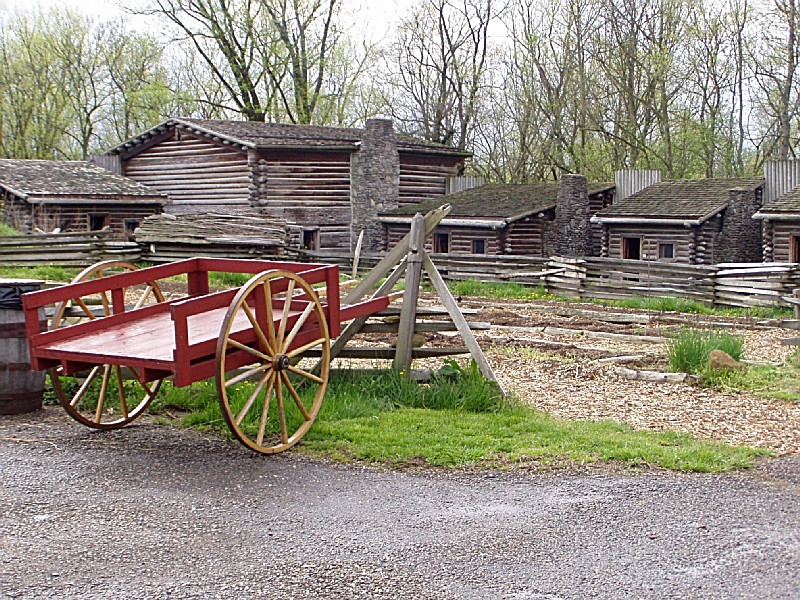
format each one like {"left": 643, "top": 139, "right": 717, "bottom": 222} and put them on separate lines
{"left": 2, "top": 408, "right": 799, "bottom": 599}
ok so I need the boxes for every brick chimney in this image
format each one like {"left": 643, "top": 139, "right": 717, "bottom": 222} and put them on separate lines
{"left": 350, "top": 119, "right": 400, "bottom": 251}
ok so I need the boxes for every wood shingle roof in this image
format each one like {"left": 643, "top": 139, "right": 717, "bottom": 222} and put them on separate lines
{"left": 0, "top": 159, "right": 167, "bottom": 204}
{"left": 110, "top": 118, "right": 469, "bottom": 157}
{"left": 755, "top": 186, "right": 800, "bottom": 217}
{"left": 594, "top": 178, "right": 764, "bottom": 223}
{"left": 380, "top": 182, "right": 614, "bottom": 221}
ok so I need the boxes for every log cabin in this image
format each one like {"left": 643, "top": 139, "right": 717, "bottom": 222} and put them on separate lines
{"left": 379, "top": 177, "right": 615, "bottom": 256}
{"left": 103, "top": 118, "right": 469, "bottom": 251}
{"left": 591, "top": 178, "right": 765, "bottom": 264}
{"left": 754, "top": 187, "right": 800, "bottom": 262}
{"left": 0, "top": 159, "right": 166, "bottom": 238}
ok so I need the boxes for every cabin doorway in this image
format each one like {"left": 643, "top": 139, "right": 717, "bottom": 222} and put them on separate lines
{"left": 301, "top": 228, "right": 319, "bottom": 251}
{"left": 433, "top": 232, "right": 450, "bottom": 254}
{"left": 622, "top": 237, "right": 641, "bottom": 260}
{"left": 791, "top": 235, "right": 800, "bottom": 263}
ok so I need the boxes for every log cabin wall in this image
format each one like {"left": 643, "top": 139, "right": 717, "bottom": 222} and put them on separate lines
{"left": 122, "top": 133, "right": 250, "bottom": 215}
{"left": 606, "top": 224, "right": 695, "bottom": 263}
{"left": 505, "top": 218, "right": 548, "bottom": 256}
{"left": 398, "top": 153, "right": 462, "bottom": 207}
{"left": 1, "top": 192, "right": 32, "bottom": 233}
{"left": 385, "top": 223, "right": 501, "bottom": 255}
{"left": 771, "top": 222, "right": 800, "bottom": 261}
{"left": 257, "top": 150, "right": 352, "bottom": 250}
{"left": 590, "top": 189, "right": 614, "bottom": 256}
{"left": 32, "top": 203, "right": 162, "bottom": 238}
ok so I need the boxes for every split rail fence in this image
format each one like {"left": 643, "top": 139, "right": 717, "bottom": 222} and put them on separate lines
{"left": 294, "top": 250, "right": 800, "bottom": 310}
{"left": 1, "top": 233, "right": 798, "bottom": 310}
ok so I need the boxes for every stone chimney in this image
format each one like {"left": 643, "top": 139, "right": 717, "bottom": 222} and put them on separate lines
{"left": 717, "top": 187, "right": 762, "bottom": 263}
{"left": 554, "top": 174, "right": 593, "bottom": 257}
{"left": 350, "top": 119, "right": 400, "bottom": 251}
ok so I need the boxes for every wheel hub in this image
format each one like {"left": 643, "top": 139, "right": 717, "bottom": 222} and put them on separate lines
{"left": 273, "top": 354, "right": 290, "bottom": 371}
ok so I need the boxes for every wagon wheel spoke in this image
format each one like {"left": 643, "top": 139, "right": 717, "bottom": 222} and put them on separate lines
{"left": 114, "top": 365, "right": 129, "bottom": 420}
{"left": 281, "top": 371, "right": 310, "bottom": 421}
{"left": 237, "top": 371, "right": 272, "bottom": 426}
{"left": 276, "top": 280, "right": 296, "bottom": 347}
{"left": 48, "top": 260, "right": 165, "bottom": 430}
{"left": 227, "top": 338, "right": 273, "bottom": 362}
{"left": 286, "top": 364, "right": 325, "bottom": 384}
{"left": 217, "top": 270, "right": 330, "bottom": 455}
{"left": 242, "top": 302, "right": 274, "bottom": 355}
{"left": 69, "top": 365, "right": 103, "bottom": 408}
{"left": 287, "top": 337, "right": 327, "bottom": 359}
{"left": 256, "top": 375, "right": 276, "bottom": 445}
{"left": 275, "top": 376, "right": 288, "bottom": 445}
{"left": 281, "top": 302, "right": 316, "bottom": 353}
{"left": 225, "top": 362, "right": 272, "bottom": 388}
{"left": 95, "top": 365, "right": 112, "bottom": 422}
{"left": 262, "top": 282, "right": 278, "bottom": 351}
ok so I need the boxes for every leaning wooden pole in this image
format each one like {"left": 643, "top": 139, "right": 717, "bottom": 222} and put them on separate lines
{"left": 393, "top": 214, "right": 425, "bottom": 375}
{"left": 422, "top": 252, "right": 504, "bottom": 394}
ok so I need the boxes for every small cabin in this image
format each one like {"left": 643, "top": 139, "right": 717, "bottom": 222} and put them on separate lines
{"left": 591, "top": 178, "right": 765, "bottom": 264}
{"left": 379, "top": 179, "right": 614, "bottom": 257}
{"left": 0, "top": 159, "right": 166, "bottom": 238}
{"left": 104, "top": 118, "right": 469, "bottom": 251}
{"left": 754, "top": 187, "right": 800, "bottom": 262}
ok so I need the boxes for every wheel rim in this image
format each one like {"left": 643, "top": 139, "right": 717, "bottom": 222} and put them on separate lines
{"left": 216, "top": 270, "right": 331, "bottom": 454}
{"left": 49, "top": 261, "right": 165, "bottom": 429}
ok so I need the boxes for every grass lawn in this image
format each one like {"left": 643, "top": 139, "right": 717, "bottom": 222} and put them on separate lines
{"left": 148, "top": 367, "right": 769, "bottom": 473}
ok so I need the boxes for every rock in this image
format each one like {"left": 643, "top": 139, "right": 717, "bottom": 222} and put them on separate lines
{"left": 707, "top": 349, "right": 745, "bottom": 371}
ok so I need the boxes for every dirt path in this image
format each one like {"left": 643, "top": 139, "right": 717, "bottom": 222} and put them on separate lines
{"left": 2, "top": 409, "right": 799, "bottom": 599}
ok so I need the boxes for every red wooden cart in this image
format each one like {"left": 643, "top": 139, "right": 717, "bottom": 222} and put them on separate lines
{"left": 21, "top": 257, "right": 391, "bottom": 454}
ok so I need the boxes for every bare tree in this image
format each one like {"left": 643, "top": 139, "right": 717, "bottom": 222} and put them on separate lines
{"left": 384, "top": 0, "right": 496, "bottom": 150}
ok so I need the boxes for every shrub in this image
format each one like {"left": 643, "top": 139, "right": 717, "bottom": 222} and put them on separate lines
{"left": 667, "top": 329, "right": 744, "bottom": 374}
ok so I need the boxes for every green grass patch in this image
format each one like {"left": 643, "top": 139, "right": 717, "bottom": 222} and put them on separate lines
{"left": 447, "top": 279, "right": 553, "bottom": 300}
{"left": 147, "top": 367, "right": 766, "bottom": 472}
{"left": 0, "top": 223, "right": 20, "bottom": 236}
{"left": 700, "top": 357, "right": 800, "bottom": 402}
{"left": 667, "top": 329, "right": 744, "bottom": 374}
{"left": 0, "top": 265, "right": 81, "bottom": 282}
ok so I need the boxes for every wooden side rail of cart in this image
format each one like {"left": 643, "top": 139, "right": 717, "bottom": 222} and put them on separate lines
{"left": 21, "top": 257, "right": 391, "bottom": 454}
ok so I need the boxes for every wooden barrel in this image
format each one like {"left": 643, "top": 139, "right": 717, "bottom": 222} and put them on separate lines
{"left": 0, "top": 280, "right": 46, "bottom": 415}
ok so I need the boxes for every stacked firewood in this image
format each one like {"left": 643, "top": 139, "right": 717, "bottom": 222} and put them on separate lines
{"left": 134, "top": 212, "right": 287, "bottom": 262}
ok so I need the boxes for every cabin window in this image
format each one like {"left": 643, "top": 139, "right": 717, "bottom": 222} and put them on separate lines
{"left": 433, "top": 232, "right": 450, "bottom": 254}
{"left": 124, "top": 219, "right": 140, "bottom": 241}
{"left": 791, "top": 235, "right": 800, "bottom": 263}
{"left": 89, "top": 214, "right": 109, "bottom": 231}
{"left": 302, "top": 228, "right": 319, "bottom": 251}
{"left": 622, "top": 237, "right": 641, "bottom": 260}
{"left": 658, "top": 243, "right": 675, "bottom": 260}
{"left": 472, "top": 239, "right": 487, "bottom": 254}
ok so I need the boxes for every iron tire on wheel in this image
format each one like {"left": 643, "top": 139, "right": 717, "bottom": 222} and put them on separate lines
{"left": 216, "top": 270, "right": 331, "bottom": 454}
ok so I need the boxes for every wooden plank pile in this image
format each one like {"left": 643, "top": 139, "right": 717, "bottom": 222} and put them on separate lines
{"left": 134, "top": 213, "right": 287, "bottom": 263}
{"left": 0, "top": 231, "right": 140, "bottom": 266}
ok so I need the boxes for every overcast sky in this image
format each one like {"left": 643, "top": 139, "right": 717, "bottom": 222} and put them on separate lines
{"left": 0, "top": 0, "right": 410, "bottom": 40}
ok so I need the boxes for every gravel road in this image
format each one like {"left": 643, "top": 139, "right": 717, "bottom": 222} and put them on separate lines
{"left": 2, "top": 408, "right": 799, "bottom": 599}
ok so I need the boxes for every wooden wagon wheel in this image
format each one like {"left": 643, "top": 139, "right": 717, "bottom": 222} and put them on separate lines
{"left": 216, "top": 270, "right": 331, "bottom": 454}
{"left": 49, "top": 260, "right": 166, "bottom": 430}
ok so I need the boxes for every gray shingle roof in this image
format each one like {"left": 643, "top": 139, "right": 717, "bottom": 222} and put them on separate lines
{"left": 756, "top": 186, "right": 800, "bottom": 215}
{"left": 0, "top": 159, "right": 166, "bottom": 202}
{"left": 381, "top": 182, "right": 614, "bottom": 220}
{"left": 595, "top": 178, "right": 764, "bottom": 221}
{"left": 111, "top": 118, "right": 469, "bottom": 156}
